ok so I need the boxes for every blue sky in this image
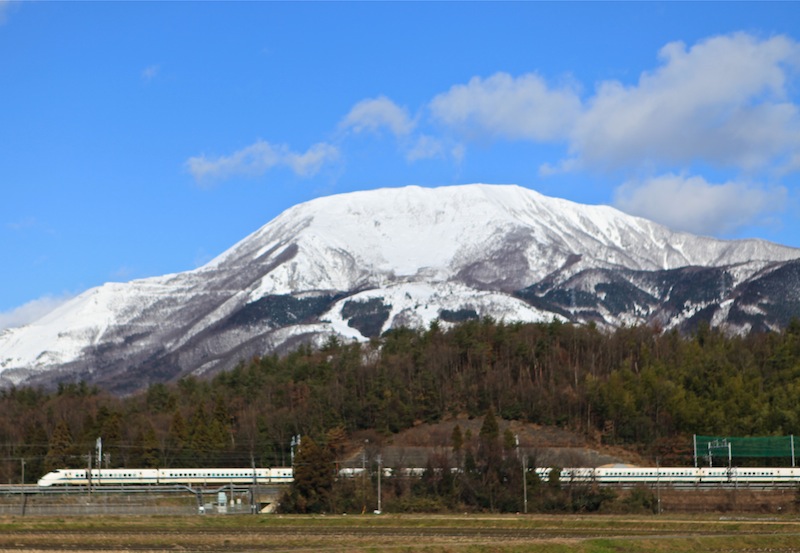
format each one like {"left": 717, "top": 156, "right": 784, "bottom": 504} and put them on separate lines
{"left": 2, "top": 1, "right": 800, "bottom": 329}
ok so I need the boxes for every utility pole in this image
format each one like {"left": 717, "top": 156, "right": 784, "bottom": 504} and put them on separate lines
{"left": 522, "top": 453, "right": 528, "bottom": 514}
{"left": 85, "top": 453, "right": 93, "bottom": 496}
{"left": 376, "top": 454, "right": 382, "bottom": 514}
{"left": 656, "top": 457, "right": 661, "bottom": 515}
{"left": 516, "top": 435, "right": 527, "bottom": 514}
{"left": 96, "top": 437, "right": 102, "bottom": 485}
{"left": 250, "top": 454, "right": 258, "bottom": 515}
{"left": 362, "top": 439, "right": 368, "bottom": 514}
{"left": 290, "top": 435, "right": 300, "bottom": 466}
{"left": 20, "top": 459, "right": 25, "bottom": 486}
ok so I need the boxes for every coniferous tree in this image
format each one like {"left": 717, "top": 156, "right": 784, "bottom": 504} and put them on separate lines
{"left": 167, "top": 409, "right": 189, "bottom": 466}
{"left": 503, "top": 428, "right": 516, "bottom": 453}
{"left": 96, "top": 406, "right": 123, "bottom": 466}
{"left": 211, "top": 395, "right": 233, "bottom": 451}
{"left": 21, "top": 419, "right": 48, "bottom": 482}
{"left": 325, "top": 426, "right": 348, "bottom": 470}
{"left": 189, "top": 405, "right": 214, "bottom": 464}
{"left": 477, "top": 408, "right": 502, "bottom": 511}
{"left": 44, "top": 420, "right": 76, "bottom": 472}
{"left": 133, "top": 422, "right": 160, "bottom": 468}
{"left": 280, "top": 436, "right": 334, "bottom": 513}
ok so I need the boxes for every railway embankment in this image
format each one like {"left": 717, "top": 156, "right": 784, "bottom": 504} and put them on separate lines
{"left": 657, "top": 487, "right": 800, "bottom": 514}
{"left": 0, "top": 485, "right": 798, "bottom": 516}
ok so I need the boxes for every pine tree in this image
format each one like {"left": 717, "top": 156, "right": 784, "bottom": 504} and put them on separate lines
{"left": 189, "top": 405, "right": 213, "bottom": 464}
{"left": 503, "top": 428, "right": 516, "bottom": 453}
{"left": 133, "top": 422, "right": 160, "bottom": 468}
{"left": 282, "top": 436, "right": 334, "bottom": 513}
{"left": 479, "top": 408, "right": 499, "bottom": 440}
{"left": 211, "top": 395, "right": 232, "bottom": 450}
{"left": 167, "top": 409, "right": 189, "bottom": 467}
{"left": 44, "top": 420, "right": 75, "bottom": 472}
{"left": 477, "top": 408, "right": 503, "bottom": 511}
{"left": 325, "top": 426, "right": 348, "bottom": 470}
{"left": 451, "top": 424, "right": 463, "bottom": 452}
{"left": 21, "top": 419, "right": 48, "bottom": 483}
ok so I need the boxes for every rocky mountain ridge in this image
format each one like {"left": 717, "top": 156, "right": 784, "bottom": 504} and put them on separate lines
{"left": 2, "top": 184, "right": 799, "bottom": 393}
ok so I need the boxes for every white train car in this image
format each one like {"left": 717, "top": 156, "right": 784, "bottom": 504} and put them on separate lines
{"left": 592, "top": 466, "right": 699, "bottom": 486}
{"left": 697, "top": 467, "right": 800, "bottom": 486}
{"left": 37, "top": 467, "right": 293, "bottom": 487}
{"left": 37, "top": 468, "right": 158, "bottom": 486}
{"left": 554, "top": 466, "right": 800, "bottom": 487}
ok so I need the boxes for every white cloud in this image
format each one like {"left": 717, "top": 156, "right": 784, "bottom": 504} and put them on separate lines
{"left": 450, "top": 144, "right": 465, "bottom": 165}
{"left": 186, "top": 140, "right": 279, "bottom": 182}
{"left": 188, "top": 32, "right": 800, "bottom": 208}
{"left": 141, "top": 64, "right": 160, "bottom": 82}
{"left": 429, "top": 72, "right": 581, "bottom": 142}
{"left": 111, "top": 266, "right": 135, "bottom": 280}
{"left": 0, "top": 294, "right": 74, "bottom": 331}
{"left": 340, "top": 96, "right": 415, "bottom": 137}
{"left": 781, "top": 152, "right": 800, "bottom": 175}
{"left": 405, "top": 135, "right": 444, "bottom": 162}
{"left": 614, "top": 173, "right": 787, "bottom": 236}
{"left": 6, "top": 217, "right": 38, "bottom": 231}
{"left": 425, "top": 33, "right": 800, "bottom": 178}
{"left": 185, "top": 140, "right": 339, "bottom": 184}
{"left": 538, "top": 158, "right": 582, "bottom": 177}
{"left": 573, "top": 33, "right": 800, "bottom": 171}
{"left": 0, "top": 0, "right": 12, "bottom": 25}
{"left": 284, "top": 142, "right": 340, "bottom": 177}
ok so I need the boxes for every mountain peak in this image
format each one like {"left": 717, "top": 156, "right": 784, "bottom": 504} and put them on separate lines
{"left": 2, "top": 184, "right": 799, "bottom": 393}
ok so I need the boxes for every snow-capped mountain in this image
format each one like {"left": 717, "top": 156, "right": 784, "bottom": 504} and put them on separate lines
{"left": 2, "top": 184, "right": 799, "bottom": 393}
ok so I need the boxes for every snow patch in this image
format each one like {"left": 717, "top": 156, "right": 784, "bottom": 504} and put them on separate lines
{"left": 2, "top": 183, "right": 799, "bottom": 387}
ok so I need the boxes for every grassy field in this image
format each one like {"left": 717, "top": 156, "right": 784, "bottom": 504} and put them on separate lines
{"left": 1, "top": 513, "right": 800, "bottom": 552}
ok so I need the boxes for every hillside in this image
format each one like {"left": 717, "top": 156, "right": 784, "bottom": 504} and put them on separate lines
{"left": 1, "top": 184, "right": 799, "bottom": 393}
{"left": 344, "top": 416, "right": 645, "bottom": 471}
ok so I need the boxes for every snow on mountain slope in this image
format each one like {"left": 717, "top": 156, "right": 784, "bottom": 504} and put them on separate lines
{"left": 322, "top": 281, "right": 561, "bottom": 341}
{"left": 212, "top": 184, "right": 799, "bottom": 293}
{"left": 1, "top": 184, "right": 799, "bottom": 392}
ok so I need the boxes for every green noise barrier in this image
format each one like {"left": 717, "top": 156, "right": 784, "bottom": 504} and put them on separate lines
{"left": 693, "top": 435, "right": 797, "bottom": 466}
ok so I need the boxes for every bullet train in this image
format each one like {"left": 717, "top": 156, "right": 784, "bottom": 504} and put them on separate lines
{"left": 37, "top": 467, "right": 293, "bottom": 487}
{"left": 550, "top": 466, "right": 800, "bottom": 487}
{"left": 37, "top": 465, "right": 800, "bottom": 488}
{"left": 343, "top": 465, "right": 800, "bottom": 487}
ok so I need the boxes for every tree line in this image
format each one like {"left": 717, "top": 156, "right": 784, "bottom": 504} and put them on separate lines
{"left": 1, "top": 317, "right": 800, "bottom": 493}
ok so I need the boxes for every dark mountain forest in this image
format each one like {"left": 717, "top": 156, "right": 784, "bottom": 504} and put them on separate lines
{"left": 3, "top": 317, "right": 800, "bottom": 511}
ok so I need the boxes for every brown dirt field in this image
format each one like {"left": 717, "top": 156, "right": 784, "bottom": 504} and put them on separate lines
{"left": 3, "top": 514, "right": 800, "bottom": 553}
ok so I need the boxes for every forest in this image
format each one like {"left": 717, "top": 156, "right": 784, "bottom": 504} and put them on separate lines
{"left": 2, "top": 317, "right": 800, "bottom": 512}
